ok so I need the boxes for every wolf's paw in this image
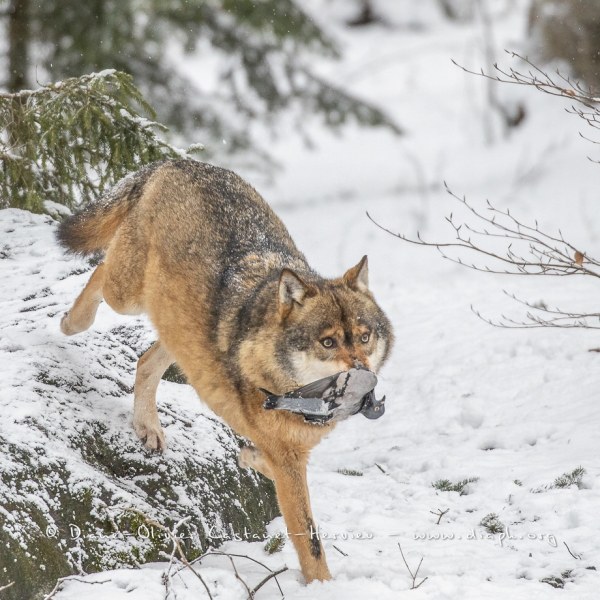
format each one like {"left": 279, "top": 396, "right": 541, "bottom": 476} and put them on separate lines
{"left": 133, "top": 417, "right": 167, "bottom": 452}
{"left": 60, "top": 311, "right": 93, "bottom": 336}
{"left": 60, "top": 312, "right": 78, "bottom": 336}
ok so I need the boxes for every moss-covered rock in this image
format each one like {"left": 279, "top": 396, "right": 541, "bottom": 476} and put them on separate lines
{"left": 0, "top": 209, "right": 279, "bottom": 600}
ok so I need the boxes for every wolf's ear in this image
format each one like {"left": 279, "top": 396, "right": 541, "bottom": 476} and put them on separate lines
{"left": 279, "top": 269, "right": 310, "bottom": 317}
{"left": 343, "top": 255, "right": 369, "bottom": 292}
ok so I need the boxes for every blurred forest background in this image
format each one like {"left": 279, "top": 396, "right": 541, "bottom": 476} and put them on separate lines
{"left": 0, "top": 0, "right": 599, "bottom": 212}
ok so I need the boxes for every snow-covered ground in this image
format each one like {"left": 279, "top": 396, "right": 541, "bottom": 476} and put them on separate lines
{"left": 4, "top": 1, "right": 600, "bottom": 598}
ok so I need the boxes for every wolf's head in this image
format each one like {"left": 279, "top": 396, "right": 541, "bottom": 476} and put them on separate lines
{"left": 239, "top": 256, "right": 394, "bottom": 394}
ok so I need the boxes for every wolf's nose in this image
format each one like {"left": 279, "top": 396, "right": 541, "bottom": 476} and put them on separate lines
{"left": 353, "top": 359, "right": 367, "bottom": 370}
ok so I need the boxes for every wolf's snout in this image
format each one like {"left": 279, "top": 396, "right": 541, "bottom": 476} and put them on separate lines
{"left": 352, "top": 358, "right": 367, "bottom": 370}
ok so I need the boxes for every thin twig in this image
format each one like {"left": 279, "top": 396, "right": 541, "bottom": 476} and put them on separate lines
{"left": 250, "top": 567, "right": 289, "bottom": 597}
{"left": 43, "top": 577, "right": 111, "bottom": 600}
{"left": 227, "top": 554, "right": 253, "bottom": 598}
{"left": 564, "top": 541, "right": 582, "bottom": 560}
{"left": 430, "top": 508, "right": 450, "bottom": 525}
{"left": 333, "top": 544, "right": 349, "bottom": 556}
{"left": 124, "top": 508, "right": 213, "bottom": 600}
{"left": 398, "top": 543, "right": 428, "bottom": 590}
{"left": 161, "top": 517, "right": 183, "bottom": 599}
{"left": 189, "top": 550, "right": 287, "bottom": 598}
{"left": 42, "top": 579, "right": 63, "bottom": 600}
{"left": 452, "top": 51, "right": 600, "bottom": 107}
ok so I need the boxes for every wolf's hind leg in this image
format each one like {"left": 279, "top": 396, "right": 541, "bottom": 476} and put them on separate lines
{"left": 60, "top": 263, "right": 106, "bottom": 336}
{"left": 133, "top": 340, "right": 173, "bottom": 452}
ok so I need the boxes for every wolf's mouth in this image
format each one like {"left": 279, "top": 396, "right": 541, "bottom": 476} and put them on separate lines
{"left": 261, "top": 368, "right": 386, "bottom": 424}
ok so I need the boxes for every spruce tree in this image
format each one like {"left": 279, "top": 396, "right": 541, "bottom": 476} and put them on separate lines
{"left": 0, "top": 70, "right": 192, "bottom": 212}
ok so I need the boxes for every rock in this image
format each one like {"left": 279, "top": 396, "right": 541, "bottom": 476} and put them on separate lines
{"left": 0, "top": 209, "right": 279, "bottom": 600}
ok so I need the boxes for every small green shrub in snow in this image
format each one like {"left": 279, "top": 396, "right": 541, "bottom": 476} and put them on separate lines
{"left": 479, "top": 513, "right": 505, "bottom": 535}
{"left": 264, "top": 532, "right": 286, "bottom": 555}
{"left": 541, "top": 569, "right": 574, "bottom": 589}
{"left": 553, "top": 467, "right": 585, "bottom": 489}
{"left": 432, "top": 477, "right": 479, "bottom": 496}
{"left": 532, "top": 466, "right": 586, "bottom": 493}
{"left": 337, "top": 468, "right": 364, "bottom": 477}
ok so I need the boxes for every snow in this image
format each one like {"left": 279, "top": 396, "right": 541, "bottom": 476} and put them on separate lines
{"left": 3, "top": 0, "right": 600, "bottom": 598}
{"left": 43, "top": 200, "right": 72, "bottom": 218}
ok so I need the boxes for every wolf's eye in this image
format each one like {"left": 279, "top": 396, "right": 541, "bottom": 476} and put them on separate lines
{"left": 360, "top": 332, "right": 370, "bottom": 343}
{"left": 321, "top": 337, "right": 335, "bottom": 348}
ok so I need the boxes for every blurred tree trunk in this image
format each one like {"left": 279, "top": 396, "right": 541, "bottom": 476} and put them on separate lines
{"left": 8, "top": 0, "right": 29, "bottom": 91}
{"left": 438, "top": 0, "right": 476, "bottom": 21}
{"left": 7, "top": 0, "right": 29, "bottom": 150}
{"left": 529, "top": 0, "right": 600, "bottom": 91}
{"left": 347, "top": 1, "right": 378, "bottom": 27}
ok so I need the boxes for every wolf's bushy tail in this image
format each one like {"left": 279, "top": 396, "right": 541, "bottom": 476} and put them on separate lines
{"left": 57, "top": 161, "right": 161, "bottom": 255}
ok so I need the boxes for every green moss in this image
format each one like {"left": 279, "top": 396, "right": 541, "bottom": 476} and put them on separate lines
{"left": 0, "top": 420, "right": 278, "bottom": 599}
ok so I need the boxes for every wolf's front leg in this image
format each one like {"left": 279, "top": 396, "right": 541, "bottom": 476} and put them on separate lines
{"left": 133, "top": 340, "right": 173, "bottom": 451}
{"left": 269, "top": 451, "right": 331, "bottom": 583}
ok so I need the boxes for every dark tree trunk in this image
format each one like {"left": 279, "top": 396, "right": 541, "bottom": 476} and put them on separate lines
{"left": 347, "top": 0, "right": 379, "bottom": 27}
{"left": 8, "top": 0, "right": 29, "bottom": 91}
{"left": 6, "top": 0, "right": 29, "bottom": 150}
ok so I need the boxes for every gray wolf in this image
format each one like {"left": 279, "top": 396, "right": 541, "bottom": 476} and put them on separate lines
{"left": 57, "top": 159, "right": 394, "bottom": 582}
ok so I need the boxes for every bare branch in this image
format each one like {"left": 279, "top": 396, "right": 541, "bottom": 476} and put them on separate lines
{"left": 503, "top": 291, "right": 600, "bottom": 319}
{"left": 226, "top": 554, "right": 253, "bottom": 598}
{"left": 367, "top": 187, "right": 600, "bottom": 279}
{"left": 398, "top": 543, "right": 428, "bottom": 590}
{"left": 430, "top": 508, "right": 450, "bottom": 525}
{"left": 43, "top": 577, "right": 110, "bottom": 600}
{"left": 452, "top": 51, "right": 600, "bottom": 108}
{"left": 471, "top": 304, "right": 600, "bottom": 330}
{"left": 124, "top": 508, "right": 214, "bottom": 600}
{"left": 250, "top": 567, "right": 289, "bottom": 598}
{"left": 452, "top": 51, "right": 600, "bottom": 152}
{"left": 189, "top": 550, "right": 288, "bottom": 598}
{"left": 368, "top": 184, "right": 600, "bottom": 330}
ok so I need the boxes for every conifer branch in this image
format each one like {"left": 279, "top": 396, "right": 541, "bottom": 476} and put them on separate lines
{"left": 0, "top": 70, "right": 193, "bottom": 213}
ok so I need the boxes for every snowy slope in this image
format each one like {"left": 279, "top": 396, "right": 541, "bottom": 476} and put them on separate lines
{"left": 4, "top": 0, "right": 600, "bottom": 598}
